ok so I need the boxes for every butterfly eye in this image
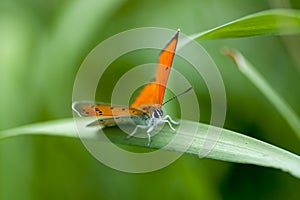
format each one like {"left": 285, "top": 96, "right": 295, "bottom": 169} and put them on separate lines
{"left": 153, "top": 108, "right": 163, "bottom": 118}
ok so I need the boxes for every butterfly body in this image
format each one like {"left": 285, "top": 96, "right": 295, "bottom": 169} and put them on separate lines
{"left": 73, "top": 30, "right": 180, "bottom": 146}
{"left": 127, "top": 106, "right": 180, "bottom": 146}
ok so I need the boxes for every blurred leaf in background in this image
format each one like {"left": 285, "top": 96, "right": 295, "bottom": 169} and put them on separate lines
{"left": 0, "top": 0, "right": 299, "bottom": 200}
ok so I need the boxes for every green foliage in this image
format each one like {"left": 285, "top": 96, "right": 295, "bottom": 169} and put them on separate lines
{"left": 1, "top": 0, "right": 300, "bottom": 200}
{"left": 223, "top": 48, "right": 300, "bottom": 139}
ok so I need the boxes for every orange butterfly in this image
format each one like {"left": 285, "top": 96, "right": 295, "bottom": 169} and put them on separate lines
{"left": 73, "top": 30, "right": 189, "bottom": 146}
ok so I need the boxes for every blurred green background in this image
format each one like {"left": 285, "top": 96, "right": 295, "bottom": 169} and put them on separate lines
{"left": 1, "top": 0, "right": 300, "bottom": 199}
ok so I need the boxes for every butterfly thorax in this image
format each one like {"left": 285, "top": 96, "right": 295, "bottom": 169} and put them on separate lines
{"left": 137, "top": 104, "right": 164, "bottom": 119}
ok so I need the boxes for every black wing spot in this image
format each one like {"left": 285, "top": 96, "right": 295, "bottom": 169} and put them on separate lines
{"left": 122, "top": 108, "right": 126, "bottom": 111}
{"left": 110, "top": 106, "right": 114, "bottom": 110}
{"left": 165, "top": 67, "right": 169, "bottom": 70}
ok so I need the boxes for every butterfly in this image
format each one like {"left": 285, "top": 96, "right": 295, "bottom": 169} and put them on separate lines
{"left": 73, "top": 29, "right": 189, "bottom": 146}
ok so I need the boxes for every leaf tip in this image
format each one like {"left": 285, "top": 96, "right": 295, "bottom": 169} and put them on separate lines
{"left": 222, "top": 47, "right": 237, "bottom": 62}
{"left": 222, "top": 47, "right": 245, "bottom": 70}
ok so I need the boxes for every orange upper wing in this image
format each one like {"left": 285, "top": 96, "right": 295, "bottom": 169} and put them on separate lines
{"left": 72, "top": 102, "right": 147, "bottom": 127}
{"left": 72, "top": 102, "right": 145, "bottom": 117}
{"left": 130, "top": 30, "right": 179, "bottom": 111}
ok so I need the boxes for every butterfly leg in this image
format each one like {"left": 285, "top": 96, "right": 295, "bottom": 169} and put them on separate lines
{"left": 146, "top": 129, "right": 153, "bottom": 147}
{"left": 127, "top": 124, "right": 150, "bottom": 139}
{"left": 163, "top": 115, "right": 180, "bottom": 132}
{"left": 146, "top": 119, "right": 160, "bottom": 146}
{"left": 164, "top": 115, "right": 180, "bottom": 125}
{"left": 126, "top": 119, "right": 156, "bottom": 146}
{"left": 163, "top": 119, "right": 176, "bottom": 131}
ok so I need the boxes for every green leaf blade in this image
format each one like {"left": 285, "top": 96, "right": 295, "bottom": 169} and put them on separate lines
{"left": 192, "top": 9, "right": 300, "bottom": 40}
{"left": 1, "top": 118, "right": 299, "bottom": 178}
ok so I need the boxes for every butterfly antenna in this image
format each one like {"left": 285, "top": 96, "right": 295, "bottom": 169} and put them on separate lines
{"left": 162, "top": 87, "right": 193, "bottom": 106}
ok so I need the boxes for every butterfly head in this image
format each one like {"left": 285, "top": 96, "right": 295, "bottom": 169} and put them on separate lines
{"left": 152, "top": 107, "right": 163, "bottom": 119}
